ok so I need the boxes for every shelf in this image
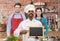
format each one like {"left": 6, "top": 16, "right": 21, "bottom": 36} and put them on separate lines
{"left": 44, "top": 12, "right": 58, "bottom": 14}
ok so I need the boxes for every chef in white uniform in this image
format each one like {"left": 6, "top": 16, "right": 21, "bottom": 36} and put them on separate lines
{"left": 14, "top": 4, "right": 42, "bottom": 41}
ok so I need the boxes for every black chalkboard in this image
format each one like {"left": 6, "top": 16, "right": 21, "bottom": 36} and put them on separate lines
{"left": 29, "top": 27, "right": 43, "bottom": 36}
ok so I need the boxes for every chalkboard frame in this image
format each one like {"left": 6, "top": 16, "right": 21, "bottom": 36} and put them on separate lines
{"left": 28, "top": 27, "right": 44, "bottom": 38}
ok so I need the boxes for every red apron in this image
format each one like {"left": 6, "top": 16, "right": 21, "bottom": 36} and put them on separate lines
{"left": 10, "top": 14, "right": 23, "bottom": 36}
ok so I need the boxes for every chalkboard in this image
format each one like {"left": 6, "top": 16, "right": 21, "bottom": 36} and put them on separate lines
{"left": 29, "top": 27, "right": 43, "bottom": 36}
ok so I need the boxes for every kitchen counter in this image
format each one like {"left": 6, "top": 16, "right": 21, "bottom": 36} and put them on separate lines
{"left": 47, "top": 31, "right": 60, "bottom": 37}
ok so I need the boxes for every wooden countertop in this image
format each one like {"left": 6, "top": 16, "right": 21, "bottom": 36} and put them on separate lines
{"left": 0, "top": 32, "right": 7, "bottom": 38}
{"left": 47, "top": 31, "right": 60, "bottom": 37}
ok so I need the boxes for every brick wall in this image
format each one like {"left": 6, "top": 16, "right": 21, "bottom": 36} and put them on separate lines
{"left": 0, "top": 0, "right": 59, "bottom": 24}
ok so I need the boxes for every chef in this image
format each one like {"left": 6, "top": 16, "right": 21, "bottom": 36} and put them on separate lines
{"left": 14, "top": 4, "right": 42, "bottom": 41}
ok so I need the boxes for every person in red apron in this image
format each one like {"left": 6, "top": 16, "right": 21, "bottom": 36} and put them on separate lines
{"left": 10, "top": 14, "right": 23, "bottom": 36}
{"left": 7, "top": 3, "right": 26, "bottom": 36}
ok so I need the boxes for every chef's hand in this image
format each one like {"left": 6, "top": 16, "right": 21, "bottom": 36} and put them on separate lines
{"left": 35, "top": 36, "right": 39, "bottom": 39}
{"left": 20, "top": 30, "right": 28, "bottom": 34}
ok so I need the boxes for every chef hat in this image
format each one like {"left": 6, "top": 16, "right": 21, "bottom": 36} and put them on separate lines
{"left": 24, "top": 4, "right": 35, "bottom": 13}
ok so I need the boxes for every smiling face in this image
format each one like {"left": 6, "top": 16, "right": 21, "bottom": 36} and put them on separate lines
{"left": 27, "top": 10, "right": 35, "bottom": 19}
{"left": 35, "top": 8, "right": 43, "bottom": 18}
{"left": 36, "top": 9, "right": 42, "bottom": 17}
{"left": 14, "top": 5, "right": 21, "bottom": 13}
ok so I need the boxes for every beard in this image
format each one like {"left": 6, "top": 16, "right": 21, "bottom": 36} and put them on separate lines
{"left": 28, "top": 13, "right": 34, "bottom": 18}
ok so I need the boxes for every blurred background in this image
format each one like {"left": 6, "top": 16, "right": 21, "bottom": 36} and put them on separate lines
{"left": 0, "top": 0, "right": 60, "bottom": 41}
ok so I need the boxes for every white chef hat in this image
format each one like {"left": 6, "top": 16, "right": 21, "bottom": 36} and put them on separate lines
{"left": 24, "top": 4, "right": 35, "bottom": 13}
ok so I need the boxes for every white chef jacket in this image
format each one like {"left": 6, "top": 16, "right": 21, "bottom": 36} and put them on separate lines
{"left": 14, "top": 18, "right": 42, "bottom": 41}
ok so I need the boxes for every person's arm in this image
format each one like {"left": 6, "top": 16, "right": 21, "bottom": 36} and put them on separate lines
{"left": 14, "top": 23, "right": 22, "bottom": 37}
{"left": 42, "top": 18, "right": 49, "bottom": 29}
{"left": 14, "top": 21, "right": 23, "bottom": 37}
{"left": 14, "top": 21, "right": 27, "bottom": 37}
{"left": 6, "top": 14, "right": 13, "bottom": 36}
{"left": 42, "top": 18, "right": 49, "bottom": 35}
